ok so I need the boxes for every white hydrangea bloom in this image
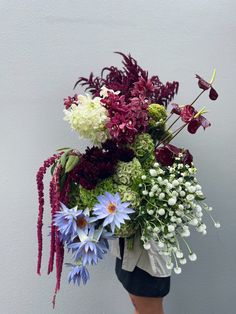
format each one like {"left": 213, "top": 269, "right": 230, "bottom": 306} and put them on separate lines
{"left": 63, "top": 94, "right": 110, "bottom": 146}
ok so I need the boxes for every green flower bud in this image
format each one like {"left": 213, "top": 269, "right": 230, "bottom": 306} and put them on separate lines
{"left": 148, "top": 103, "right": 167, "bottom": 122}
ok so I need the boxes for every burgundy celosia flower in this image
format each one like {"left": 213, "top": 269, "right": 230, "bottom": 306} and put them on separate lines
{"left": 117, "top": 147, "right": 134, "bottom": 162}
{"left": 74, "top": 52, "right": 179, "bottom": 107}
{"left": 196, "top": 74, "right": 218, "bottom": 100}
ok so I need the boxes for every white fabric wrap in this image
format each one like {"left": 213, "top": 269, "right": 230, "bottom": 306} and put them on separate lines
{"left": 109, "top": 232, "right": 172, "bottom": 277}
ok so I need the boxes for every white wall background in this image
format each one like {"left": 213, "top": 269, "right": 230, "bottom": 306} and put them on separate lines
{"left": 0, "top": 1, "right": 235, "bottom": 313}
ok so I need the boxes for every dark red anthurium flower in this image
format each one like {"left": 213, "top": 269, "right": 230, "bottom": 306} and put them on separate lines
{"left": 155, "top": 144, "right": 181, "bottom": 166}
{"left": 171, "top": 103, "right": 182, "bottom": 115}
{"left": 180, "top": 105, "right": 196, "bottom": 122}
{"left": 187, "top": 115, "right": 211, "bottom": 134}
{"left": 182, "top": 149, "right": 193, "bottom": 165}
{"left": 195, "top": 74, "right": 218, "bottom": 100}
{"left": 155, "top": 144, "right": 193, "bottom": 166}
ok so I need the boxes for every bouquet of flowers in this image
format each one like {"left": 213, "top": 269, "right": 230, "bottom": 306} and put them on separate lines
{"left": 36, "top": 52, "right": 220, "bottom": 307}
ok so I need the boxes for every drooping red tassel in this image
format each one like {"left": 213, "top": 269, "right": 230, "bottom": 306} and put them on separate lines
{"left": 36, "top": 154, "right": 61, "bottom": 275}
{"left": 47, "top": 178, "right": 56, "bottom": 275}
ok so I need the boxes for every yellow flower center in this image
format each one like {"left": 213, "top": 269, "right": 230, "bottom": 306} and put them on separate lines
{"left": 107, "top": 202, "right": 117, "bottom": 214}
{"left": 76, "top": 217, "right": 88, "bottom": 229}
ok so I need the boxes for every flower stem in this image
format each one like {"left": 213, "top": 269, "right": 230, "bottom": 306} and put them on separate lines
{"left": 166, "top": 116, "right": 181, "bottom": 132}
{"left": 190, "top": 89, "right": 205, "bottom": 106}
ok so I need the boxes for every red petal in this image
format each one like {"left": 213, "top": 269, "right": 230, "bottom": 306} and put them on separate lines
{"left": 196, "top": 74, "right": 211, "bottom": 90}
{"left": 165, "top": 144, "right": 181, "bottom": 155}
{"left": 200, "top": 116, "right": 211, "bottom": 129}
{"left": 187, "top": 119, "right": 201, "bottom": 134}
{"left": 209, "top": 87, "right": 218, "bottom": 100}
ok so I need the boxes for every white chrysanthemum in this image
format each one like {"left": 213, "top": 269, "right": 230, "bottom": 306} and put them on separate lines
{"left": 63, "top": 94, "right": 110, "bottom": 146}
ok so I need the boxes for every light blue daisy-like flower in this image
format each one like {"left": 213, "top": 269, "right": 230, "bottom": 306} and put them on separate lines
{"left": 68, "top": 225, "right": 109, "bottom": 266}
{"left": 92, "top": 192, "right": 135, "bottom": 233}
{"left": 65, "top": 263, "right": 90, "bottom": 286}
{"left": 53, "top": 202, "right": 90, "bottom": 242}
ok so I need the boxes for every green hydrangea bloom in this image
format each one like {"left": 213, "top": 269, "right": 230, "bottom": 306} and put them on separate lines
{"left": 79, "top": 177, "right": 115, "bottom": 208}
{"left": 148, "top": 103, "right": 167, "bottom": 122}
{"left": 131, "top": 133, "right": 156, "bottom": 170}
{"left": 131, "top": 133, "right": 155, "bottom": 158}
{"left": 113, "top": 158, "right": 143, "bottom": 186}
{"left": 115, "top": 184, "right": 140, "bottom": 208}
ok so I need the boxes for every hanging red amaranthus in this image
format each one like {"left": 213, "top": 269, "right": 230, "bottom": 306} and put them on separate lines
{"left": 36, "top": 154, "right": 61, "bottom": 275}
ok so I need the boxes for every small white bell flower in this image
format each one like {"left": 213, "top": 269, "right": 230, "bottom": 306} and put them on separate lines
{"left": 176, "top": 251, "right": 184, "bottom": 258}
{"left": 189, "top": 253, "right": 197, "bottom": 261}
{"left": 168, "top": 198, "right": 177, "bottom": 206}
{"left": 158, "top": 241, "right": 164, "bottom": 248}
{"left": 174, "top": 267, "right": 182, "bottom": 274}
{"left": 149, "top": 169, "right": 158, "bottom": 177}
{"left": 168, "top": 225, "right": 175, "bottom": 232}
{"left": 159, "top": 192, "right": 165, "bottom": 199}
{"left": 214, "top": 222, "right": 221, "bottom": 228}
{"left": 179, "top": 258, "right": 187, "bottom": 265}
{"left": 158, "top": 208, "right": 165, "bottom": 216}
{"left": 172, "top": 179, "right": 179, "bottom": 187}
{"left": 166, "top": 262, "right": 174, "bottom": 270}
{"left": 143, "top": 242, "right": 151, "bottom": 250}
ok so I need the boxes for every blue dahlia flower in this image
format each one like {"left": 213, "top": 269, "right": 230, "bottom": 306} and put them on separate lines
{"left": 68, "top": 225, "right": 109, "bottom": 266}
{"left": 53, "top": 202, "right": 89, "bottom": 242}
{"left": 92, "top": 192, "right": 134, "bottom": 233}
{"left": 65, "top": 263, "right": 90, "bottom": 286}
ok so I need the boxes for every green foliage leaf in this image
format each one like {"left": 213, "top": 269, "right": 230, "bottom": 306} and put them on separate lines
{"left": 50, "top": 162, "right": 57, "bottom": 176}
{"left": 65, "top": 155, "right": 80, "bottom": 173}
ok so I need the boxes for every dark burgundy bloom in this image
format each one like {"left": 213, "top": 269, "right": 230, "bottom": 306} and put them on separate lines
{"left": 171, "top": 103, "right": 182, "bottom": 115}
{"left": 166, "top": 144, "right": 181, "bottom": 155}
{"left": 155, "top": 144, "right": 180, "bottom": 166}
{"left": 187, "top": 115, "right": 211, "bottom": 134}
{"left": 196, "top": 74, "right": 218, "bottom": 100}
{"left": 156, "top": 144, "right": 194, "bottom": 166}
{"left": 71, "top": 142, "right": 134, "bottom": 190}
{"left": 102, "top": 93, "right": 148, "bottom": 144}
{"left": 117, "top": 147, "right": 135, "bottom": 162}
{"left": 63, "top": 94, "right": 78, "bottom": 109}
{"left": 74, "top": 52, "right": 179, "bottom": 107}
{"left": 209, "top": 87, "right": 218, "bottom": 100}
{"left": 182, "top": 149, "right": 193, "bottom": 165}
{"left": 74, "top": 160, "right": 100, "bottom": 190}
{"left": 180, "top": 105, "right": 197, "bottom": 122}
